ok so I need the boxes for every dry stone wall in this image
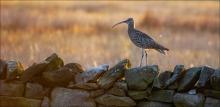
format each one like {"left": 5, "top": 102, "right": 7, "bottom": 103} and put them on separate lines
{"left": 0, "top": 53, "right": 220, "bottom": 107}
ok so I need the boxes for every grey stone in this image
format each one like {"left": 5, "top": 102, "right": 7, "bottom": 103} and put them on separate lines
{"left": 24, "top": 82, "right": 48, "bottom": 99}
{"left": 173, "top": 93, "right": 205, "bottom": 107}
{"left": 195, "top": 66, "right": 215, "bottom": 88}
{"left": 137, "top": 101, "right": 173, "bottom": 107}
{"left": 51, "top": 87, "right": 96, "bottom": 107}
{"left": 98, "top": 59, "right": 131, "bottom": 89}
{"left": 148, "top": 90, "right": 174, "bottom": 103}
{"left": 153, "top": 71, "right": 172, "bottom": 89}
{"left": 6, "top": 60, "right": 24, "bottom": 81}
{"left": 0, "top": 96, "right": 41, "bottom": 107}
{"left": 95, "top": 94, "right": 136, "bottom": 107}
{"left": 75, "top": 64, "right": 109, "bottom": 83}
{"left": 165, "top": 65, "right": 185, "bottom": 88}
{"left": 125, "top": 65, "right": 159, "bottom": 90}
{"left": 0, "top": 80, "right": 24, "bottom": 97}
{"left": 128, "top": 90, "right": 148, "bottom": 100}
{"left": 204, "top": 97, "right": 220, "bottom": 107}
{"left": 177, "top": 67, "right": 201, "bottom": 92}
{"left": 41, "top": 97, "right": 50, "bottom": 107}
{"left": 210, "top": 69, "right": 220, "bottom": 91}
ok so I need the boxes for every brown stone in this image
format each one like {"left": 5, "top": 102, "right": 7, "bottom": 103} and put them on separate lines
{"left": 51, "top": 87, "right": 96, "bottom": 107}
{"left": 0, "top": 59, "right": 7, "bottom": 79}
{"left": 0, "top": 96, "right": 41, "bottom": 107}
{"left": 204, "top": 97, "right": 220, "bottom": 107}
{"left": 0, "top": 80, "right": 24, "bottom": 97}
{"left": 42, "top": 67, "right": 75, "bottom": 86}
{"left": 203, "top": 89, "right": 220, "bottom": 99}
{"left": 90, "top": 89, "right": 105, "bottom": 98}
{"left": 68, "top": 82, "right": 99, "bottom": 90}
{"left": 137, "top": 101, "right": 173, "bottom": 107}
{"left": 64, "top": 63, "right": 85, "bottom": 73}
{"left": 95, "top": 94, "right": 136, "bottom": 107}
{"left": 128, "top": 90, "right": 148, "bottom": 100}
{"left": 107, "top": 86, "right": 126, "bottom": 97}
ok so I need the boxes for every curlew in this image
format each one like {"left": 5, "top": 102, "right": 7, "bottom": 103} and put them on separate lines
{"left": 112, "top": 18, "right": 169, "bottom": 67}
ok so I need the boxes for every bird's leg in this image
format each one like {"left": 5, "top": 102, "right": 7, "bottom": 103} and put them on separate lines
{"left": 140, "top": 48, "right": 144, "bottom": 67}
{"left": 145, "top": 50, "right": 148, "bottom": 65}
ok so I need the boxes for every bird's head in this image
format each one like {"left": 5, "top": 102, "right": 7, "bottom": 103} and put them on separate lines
{"left": 112, "top": 18, "right": 134, "bottom": 28}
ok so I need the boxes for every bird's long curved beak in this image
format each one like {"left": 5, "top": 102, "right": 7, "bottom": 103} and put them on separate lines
{"left": 112, "top": 20, "right": 126, "bottom": 28}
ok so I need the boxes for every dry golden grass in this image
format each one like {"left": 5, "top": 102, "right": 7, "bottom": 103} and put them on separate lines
{"left": 0, "top": 1, "right": 219, "bottom": 70}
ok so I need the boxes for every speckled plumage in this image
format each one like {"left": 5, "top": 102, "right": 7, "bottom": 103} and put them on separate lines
{"left": 113, "top": 18, "right": 169, "bottom": 66}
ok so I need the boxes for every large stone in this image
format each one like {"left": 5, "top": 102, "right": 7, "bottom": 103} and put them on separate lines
{"left": 68, "top": 82, "right": 99, "bottom": 90}
{"left": 203, "top": 89, "right": 220, "bottom": 99}
{"left": 128, "top": 90, "right": 148, "bottom": 100}
{"left": 114, "top": 81, "right": 128, "bottom": 91}
{"left": 42, "top": 67, "right": 75, "bottom": 86}
{"left": 90, "top": 89, "right": 105, "bottom": 98}
{"left": 195, "top": 66, "right": 215, "bottom": 88}
{"left": 204, "top": 97, "right": 220, "bottom": 107}
{"left": 6, "top": 60, "right": 24, "bottom": 81}
{"left": 24, "top": 82, "right": 49, "bottom": 99}
{"left": 125, "top": 65, "right": 159, "bottom": 90}
{"left": 177, "top": 67, "right": 201, "bottom": 92}
{"left": 210, "top": 69, "right": 220, "bottom": 91}
{"left": 44, "top": 53, "right": 64, "bottom": 72}
{"left": 51, "top": 87, "right": 96, "bottom": 107}
{"left": 41, "top": 97, "right": 50, "bottom": 107}
{"left": 173, "top": 93, "right": 205, "bottom": 107}
{"left": 20, "top": 61, "right": 48, "bottom": 83}
{"left": 153, "top": 71, "right": 172, "bottom": 89}
{"left": 75, "top": 64, "right": 109, "bottom": 83}
{"left": 137, "top": 101, "right": 173, "bottom": 107}
{"left": 0, "top": 80, "right": 25, "bottom": 97}
{"left": 98, "top": 59, "right": 131, "bottom": 89}
{"left": 0, "top": 59, "right": 7, "bottom": 79}
{"left": 0, "top": 96, "right": 41, "bottom": 107}
{"left": 107, "top": 86, "right": 126, "bottom": 97}
{"left": 64, "top": 63, "right": 85, "bottom": 73}
{"left": 95, "top": 94, "right": 136, "bottom": 107}
{"left": 148, "top": 90, "right": 174, "bottom": 103}
{"left": 165, "top": 65, "right": 185, "bottom": 88}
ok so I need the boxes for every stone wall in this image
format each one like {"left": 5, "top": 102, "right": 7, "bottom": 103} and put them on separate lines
{"left": 0, "top": 53, "right": 219, "bottom": 107}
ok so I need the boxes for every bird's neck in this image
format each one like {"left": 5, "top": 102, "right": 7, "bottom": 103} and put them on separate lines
{"left": 128, "top": 22, "right": 134, "bottom": 30}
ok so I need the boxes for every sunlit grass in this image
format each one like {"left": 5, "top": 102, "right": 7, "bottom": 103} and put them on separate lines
{"left": 0, "top": 1, "right": 219, "bottom": 70}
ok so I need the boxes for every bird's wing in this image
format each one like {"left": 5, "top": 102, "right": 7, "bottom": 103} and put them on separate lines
{"left": 134, "top": 29, "right": 154, "bottom": 40}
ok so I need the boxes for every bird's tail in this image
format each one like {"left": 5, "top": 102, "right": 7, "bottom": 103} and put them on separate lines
{"left": 155, "top": 45, "right": 169, "bottom": 55}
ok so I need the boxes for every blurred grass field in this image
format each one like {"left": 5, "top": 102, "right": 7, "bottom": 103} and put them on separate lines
{"left": 0, "top": 1, "right": 219, "bottom": 70}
